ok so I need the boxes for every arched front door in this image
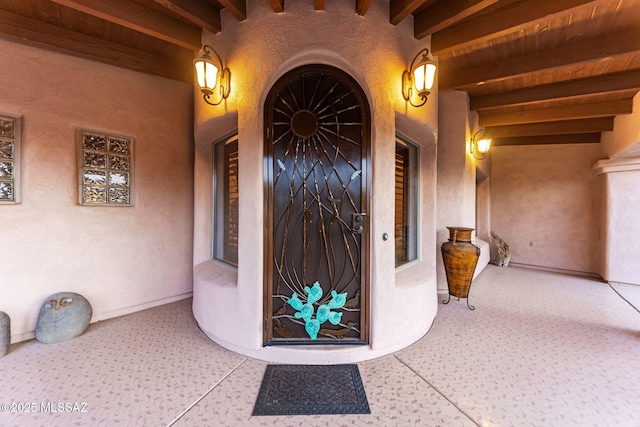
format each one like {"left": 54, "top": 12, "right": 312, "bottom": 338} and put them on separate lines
{"left": 264, "top": 65, "right": 370, "bottom": 345}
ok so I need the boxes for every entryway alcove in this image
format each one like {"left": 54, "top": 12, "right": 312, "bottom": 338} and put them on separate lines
{"left": 192, "top": 59, "right": 440, "bottom": 363}
{"left": 191, "top": 1, "right": 440, "bottom": 364}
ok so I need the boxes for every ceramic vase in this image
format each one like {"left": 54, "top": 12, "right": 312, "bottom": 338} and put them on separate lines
{"left": 441, "top": 227, "right": 480, "bottom": 309}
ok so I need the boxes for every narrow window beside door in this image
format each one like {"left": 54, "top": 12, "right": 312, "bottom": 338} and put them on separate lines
{"left": 213, "top": 134, "right": 238, "bottom": 267}
{"left": 395, "top": 137, "right": 418, "bottom": 266}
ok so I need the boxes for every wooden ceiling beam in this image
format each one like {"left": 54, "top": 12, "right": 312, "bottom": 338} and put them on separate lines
{"left": 390, "top": 0, "right": 424, "bottom": 25}
{"left": 471, "top": 69, "right": 640, "bottom": 110}
{"left": 440, "top": 27, "right": 640, "bottom": 90}
{"left": 314, "top": 0, "right": 325, "bottom": 10}
{"left": 414, "top": 0, "right": 499, "bottom": 39}
{"left": 479, "top": 99, "right": 634, "bottom": 126}
{"left": 493, "top": 133, "right": 602, "bottom": 146}
{"left": 49, "top": 0, "right": 202, "bottom": 51}
{"left": 218, "top": 0, "right": 247, "bottom": 21}
{"left": 486, "top": 118, "right": 614, "bottom": 138}
{"left": 356, "top": 0, "right": 373, "bottom": 15}
{"left": 269, "top": 0, "right": 284, "bottom": 13}
{"left": 0, "top": 9, "right": 191, "bottom": 82}
{"left": 152, "top": 0, "right": 221, "bottom": 34}
{"left": 430, "top": 0, "right": 600, "bottom": 53}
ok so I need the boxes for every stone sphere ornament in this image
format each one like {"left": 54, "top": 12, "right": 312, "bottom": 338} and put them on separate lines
{"left": 0, "top": 311, "right": 10, "bottom": 357}
{"left": 35, "top": 292, "right": 92, "bottom": 344}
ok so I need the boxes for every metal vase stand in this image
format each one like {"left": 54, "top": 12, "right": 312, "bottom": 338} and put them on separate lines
{"left": 441, "top": 227, "right": 480, "bottom": 310}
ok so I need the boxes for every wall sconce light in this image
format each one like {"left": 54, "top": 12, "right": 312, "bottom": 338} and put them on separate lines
{"left": 471, "top": 129, "right": 492, "bottom": 160}
{"left": 402, "top": 48, "right": 437, "bottom": 107}
{"left": 194, "top": 45, "right": 230, "bottom": 106}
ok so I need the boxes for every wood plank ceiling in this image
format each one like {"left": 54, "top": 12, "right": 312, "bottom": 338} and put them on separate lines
{"left": 0, "top": 0, "right": 638, "bottom": 146}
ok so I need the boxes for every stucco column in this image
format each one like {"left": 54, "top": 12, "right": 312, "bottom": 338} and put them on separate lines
{"left": 436, "top": 91, "right": 476, "bottom": 289}
{"left": 593, "top": 157, "right": 640, "bottom": 285}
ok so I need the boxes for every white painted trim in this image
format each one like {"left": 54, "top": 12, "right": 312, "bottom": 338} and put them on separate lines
{"left": 473, "top": 238, "right": 491, "bottom": 280}
{"left": 10, "top": 292, "right": 193, "bottom": 344}
{"left": 506, "top": 263, "right": 602, "bottom": 280}
{"left": 10, "top": 331, "right": 35, "bottom": 344}
{"left": 593, "top": 157, "right": 640, "bottom": 175}
{"left": 91, "top": 292, "right": 193, "bottom": 322}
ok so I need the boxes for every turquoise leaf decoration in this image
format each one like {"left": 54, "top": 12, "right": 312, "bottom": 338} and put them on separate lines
{"left": 327, "top": 290, "right": 347, "bottom": 309}
{"left": 305, "top": 319, "right": 320, "bottom": 340}
{"left": 316, "top": 305, "right": 330, "bottom": 324}
{"left": 296, "top": 303, "right": 314, "bottom": 322}
{"left": 286, "top": 283, "right": 348, "bottom": 340}
{"left": 328, "top": 311, "right": 342, "bottom": 325}
{"left": 304, "top": 282, "right": 323, "bottom": 304}
{"left": 287, "top": 293, "right": 303, "bottom": 311}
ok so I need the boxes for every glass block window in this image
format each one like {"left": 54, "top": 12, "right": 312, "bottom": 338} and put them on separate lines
{"left": 78, "top": 130, "right": 133, "bottom": 206}
{"left": 213, "top": 134, "right": 239, "bottom": 267}
{"left": 395, "top": 136, "right": 418, "bottom": 267}
{"left": 0, "top": 114, "right": 20, "bottom": 204}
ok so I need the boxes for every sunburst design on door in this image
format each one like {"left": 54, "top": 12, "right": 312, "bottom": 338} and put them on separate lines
{"left": 265, "top": 65, "right": 369, "bottom": 343}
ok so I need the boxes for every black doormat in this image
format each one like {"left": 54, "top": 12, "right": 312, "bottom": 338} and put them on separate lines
{"left": 252, "top": 364, "right": 370, "bottom": 416}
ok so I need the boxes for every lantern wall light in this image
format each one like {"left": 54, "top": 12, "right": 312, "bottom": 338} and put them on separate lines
{"left": 470, "top": 129, "right": 492, "bottom": 160}
{"left": 402, "top": 48, "right": 437, "bottom": 107}
{"left": 194, "top": 45, "right": 230, "bottom": 106}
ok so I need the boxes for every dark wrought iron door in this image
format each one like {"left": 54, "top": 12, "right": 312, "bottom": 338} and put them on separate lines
{"left": 264, "top": 65, "right": 370, "bottom": 345}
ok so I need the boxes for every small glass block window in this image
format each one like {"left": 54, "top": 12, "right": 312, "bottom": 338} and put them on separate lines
{"left": 0, "top": 114, "right": 20, "bottom": 204}
{"left": 78, "top": 130, "right": 133, "bottom": 206}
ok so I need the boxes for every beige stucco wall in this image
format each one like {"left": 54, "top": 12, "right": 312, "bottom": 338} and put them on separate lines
{"left": 476, "top": 173, "right": 492, "bottom": 249}
{"left": 436, "top": 91, "right": 488, "bottom": 289}
{"left": 192, "top": 0, "right": 440, "bottom": 363}
{"left": 595, "top": 165, "right": 640, "bottom": 285}
{"left": 0, "top": 40, "right": 194, "bottom": 342}
{"left": 594, "top": 90, "right": 640, "bottom": 285}
{"left": 491, "top": 143, "right": 604, "bottom": 274}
